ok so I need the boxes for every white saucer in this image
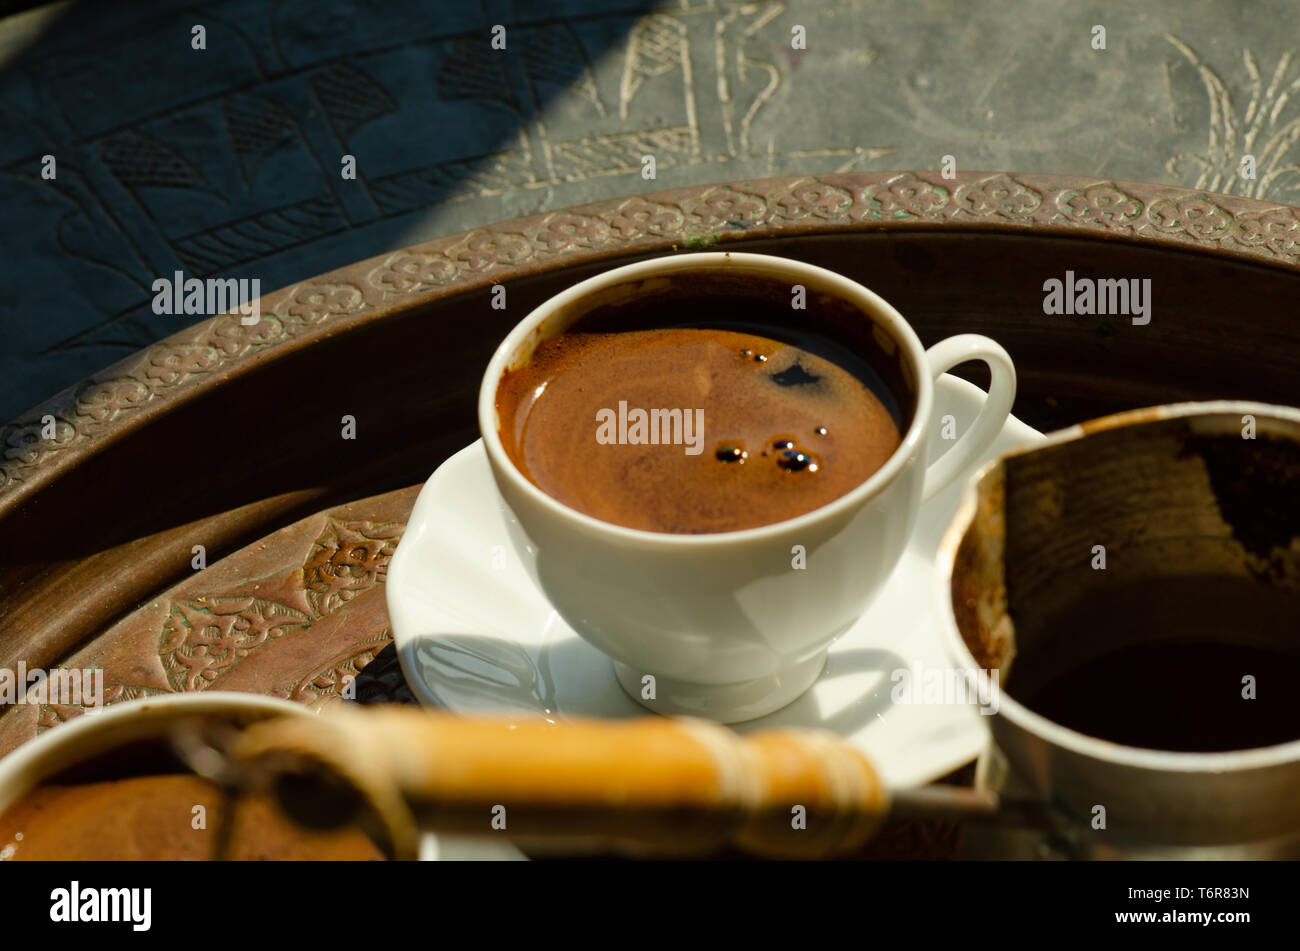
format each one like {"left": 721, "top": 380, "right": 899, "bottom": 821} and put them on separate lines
{"left": 389, "top": 373, "right": 1044, "bottom": 805}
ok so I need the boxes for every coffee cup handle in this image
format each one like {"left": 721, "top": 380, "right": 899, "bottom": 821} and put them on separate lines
{"left": 921, "top": 334, "right": 1017, "bottom": 502}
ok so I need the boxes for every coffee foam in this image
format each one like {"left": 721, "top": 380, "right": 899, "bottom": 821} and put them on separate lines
{"left": 497, "top": 323, "right": 902, "bottom": 533}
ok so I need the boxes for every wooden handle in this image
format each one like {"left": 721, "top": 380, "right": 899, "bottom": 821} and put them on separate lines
{"left": 232, "top": 705, "right": 890, "bottom": 860}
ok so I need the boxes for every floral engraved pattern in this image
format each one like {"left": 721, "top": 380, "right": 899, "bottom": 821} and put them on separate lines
{"left": 446, "top": 230, "right": 533, "bottom": 271}
{"left": 144, "top": 343, "right": 220, "bottom": 385}
{"left": 280, "top": 633, "right": 391, "bottom": 704}
{"left": 159, "top": 596, "right": 312, "bottom": 692}
{"left": 302, "top": 519, "right": 403, "bottom": 616}
{"left": 1054, "top": 183, "right": 1144, "bottom": 229}
{"left": 954, "top": 175, "right": 1042, "bottom": 219}
{"left": 210, "top": 314, "right": 287, "bottom": 356}
{"left": 769, "top": 179, "right": 855, "bottom": 221}
{"left": 534, "top": 213, "right": 612, "bottom": 252}
{"left": 863, "top": 174, "right": 949, "bottom": 219}
{"left": 36, "top": 683, "right": 169, "bottom": 732}
{"left": 4, "top": 418, "right": 75, "bottom": 465}
{"left": 1146, "top": 195, "right": 1233, "bottom": 240}
{"left": 284, "top": 282, "right": 366, "bottom": 324}
{"left": 368, "top": 251, "right": 457, "bottom": 296}
{"left": 73, "top": 378, "right": 150, "bottom": 423}
{"left": 681, "top": 186, "right": 768, "bottom": 229}
{"left": 1233, "top": 207, "right": 1300, "bottom": 258}
{"left": 607, "top": 198, "right": 686, "bottom": 238}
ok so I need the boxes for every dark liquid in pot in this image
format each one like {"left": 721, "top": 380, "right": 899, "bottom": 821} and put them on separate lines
{"left": 1008, "top": 575, "right": 1300, "bottom": 752}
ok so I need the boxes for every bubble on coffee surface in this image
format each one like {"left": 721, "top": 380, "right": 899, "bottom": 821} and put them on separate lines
{"left": 715, "top": 443, "right": 747, "bottom": 463}
{"left": 777, "top": 449, "right": 819, "bottom": 472}
{"left": 814, "top": 426, "right": 827, "bottom": 435}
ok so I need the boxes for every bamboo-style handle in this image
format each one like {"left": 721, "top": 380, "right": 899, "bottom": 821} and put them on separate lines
{"left": 232, "top": 705, "right": 890, "bottom": 860}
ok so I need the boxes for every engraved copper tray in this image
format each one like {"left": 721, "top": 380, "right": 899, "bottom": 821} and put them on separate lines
{"left": 3, "top": 172, "right": 1299, "bottom": 853}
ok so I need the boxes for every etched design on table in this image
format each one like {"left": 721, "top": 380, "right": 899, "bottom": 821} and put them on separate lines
{"left": 224, "top": 93, "right": 299, "bottom": 188}
{"left": 437, "top": 36, "right": 519, "bottom": 112}
{"left": 303, "top": 519, "right": 403, "bottom": 617}
{"left": 36, "top": 683, "right": 171, "bottom": 733}
{"left": 369, "top": 148, "right": 537, "bottom": 218}
{"left": 98, "top": 129, "right": 216, "bottom": 197}
{"left": 174, "top": 197, "right": 349, "bottom": 276}
{"left": 703, "top": 3, "right": 785, "bottom": 158}
{"left": 620, "top": 14, "right": 687, "bottom": 121}
{"left": 310, "top": 62, "right": 399, "bottom": 145}
{"left": 0, "top": 5, "right": 1006, "bottom": 431}
{"left": 619, "top": 6, "right": 878, "bottom": 171}
{"left": 520, "top": 23, "right": 605, "bottom": 117}
{"left": 1165, "top": 36, "right": 1300, "bottom": 200}
{"left": 277, "top": 633, "right": 392, "bottom": 704}
{"left": 159, "top": 597, "right": 312, "bottom": 692}
{"left": 549, "top": 127, "right": 696, "bottom": 182}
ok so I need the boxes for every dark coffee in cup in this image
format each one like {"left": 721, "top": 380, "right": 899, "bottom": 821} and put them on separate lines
{"left": 0, "top": 774, "right": 385, "bottom": 860}
{"left": 494, "top": 273, "right": 907, "bottom": 533}
{"left": 0, "top": 729, "right": 385, "bottom": 860}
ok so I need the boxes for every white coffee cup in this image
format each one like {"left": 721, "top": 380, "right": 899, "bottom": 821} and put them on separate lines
{"left": 478, "top": 252, "right": 1015, "bottom": 722}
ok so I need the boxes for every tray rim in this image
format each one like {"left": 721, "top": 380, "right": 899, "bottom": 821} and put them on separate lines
{"left": 5, "top": 169, "right": 1300, "bottom": 506}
